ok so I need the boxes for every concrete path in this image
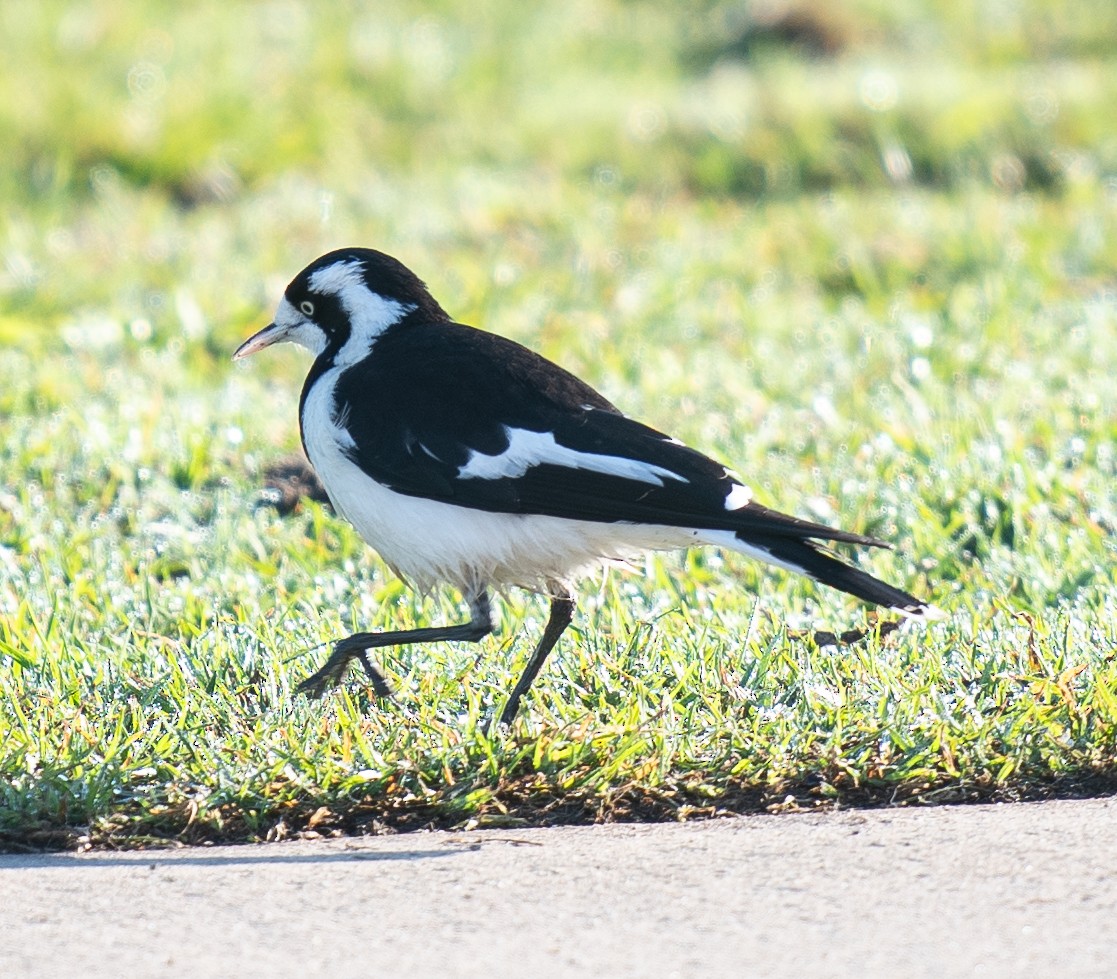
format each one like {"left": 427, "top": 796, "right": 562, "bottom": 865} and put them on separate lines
{"left": 2, "top": 797, "right": 1115, "bottom": 978}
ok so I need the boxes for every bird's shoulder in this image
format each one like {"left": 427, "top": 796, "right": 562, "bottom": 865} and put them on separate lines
{"left": 339, "top": 319, "right": 618, "bottom": 421}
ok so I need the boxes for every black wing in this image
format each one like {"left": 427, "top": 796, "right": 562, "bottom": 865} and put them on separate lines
{"left": 332, "top": 320, "right": 883, "bottom": 548}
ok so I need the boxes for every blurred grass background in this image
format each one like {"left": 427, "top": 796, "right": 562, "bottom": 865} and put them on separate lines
{"left": 1, "top": 0, "right": 1116, "bottom": 848}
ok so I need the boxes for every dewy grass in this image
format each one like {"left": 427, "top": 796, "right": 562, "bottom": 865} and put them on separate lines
{"left": 2, "top": 0, "right": 1117, "bottom": 848}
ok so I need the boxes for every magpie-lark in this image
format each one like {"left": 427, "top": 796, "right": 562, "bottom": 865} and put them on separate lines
{"left": 235, "top": 247, "right": 940, "bottom": 724}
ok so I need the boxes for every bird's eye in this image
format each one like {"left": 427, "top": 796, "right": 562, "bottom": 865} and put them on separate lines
{"left": 299, "top": 300, "right": 315, "bottom": 317}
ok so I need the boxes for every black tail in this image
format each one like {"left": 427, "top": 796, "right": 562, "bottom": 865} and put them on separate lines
{"left": 740, "top": 533, "right": 938, "bottom": 617}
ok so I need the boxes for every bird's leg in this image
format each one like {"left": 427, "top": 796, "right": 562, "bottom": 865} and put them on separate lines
{"left": 494, "top": 589, "right": 575, "bottom": 728}
{"left": 298, "top": 590, "right": 493, "bottom": 699}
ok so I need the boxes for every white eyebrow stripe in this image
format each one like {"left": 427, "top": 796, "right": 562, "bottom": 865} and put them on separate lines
{"left": 308, "top": 260, "right": 415, "bottom": 366}
{"left": 457, "top": 427, "right": 689, "bottom": 486}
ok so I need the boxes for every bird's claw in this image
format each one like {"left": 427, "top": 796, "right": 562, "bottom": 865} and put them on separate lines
{"left": 296, "top": 643, "right": 394, "bottom": 700}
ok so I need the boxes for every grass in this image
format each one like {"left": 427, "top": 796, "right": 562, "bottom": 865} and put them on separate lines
{"left": 1, "top": 0, "right": 1116, "bottom": 849}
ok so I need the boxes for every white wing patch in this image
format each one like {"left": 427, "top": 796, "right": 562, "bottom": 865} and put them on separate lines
{"left": 308, "top": 260, "right": 416, "bottom": 366}
{"left": 724, "top": 482, "right": 753, "bottom": 510}
{"left": 458, "top": 427, "right": 689, "bottom": 486}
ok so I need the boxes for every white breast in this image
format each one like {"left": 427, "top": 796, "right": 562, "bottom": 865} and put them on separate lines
{"left": 300, "top": 369, "right": 706, "bottom": 594}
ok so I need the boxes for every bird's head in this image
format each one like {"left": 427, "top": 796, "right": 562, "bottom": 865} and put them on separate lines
{"left": 234, "top": 247, "right": 447, "bottom": 364}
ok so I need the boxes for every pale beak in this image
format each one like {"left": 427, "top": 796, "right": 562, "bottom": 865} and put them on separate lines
{"left": 233, "top": 322, "right": 287, "bottom": 361}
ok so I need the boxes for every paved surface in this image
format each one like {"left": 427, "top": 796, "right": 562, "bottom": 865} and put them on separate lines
{"left": 2, "top": 797, "right": 1115, "bottom": 978}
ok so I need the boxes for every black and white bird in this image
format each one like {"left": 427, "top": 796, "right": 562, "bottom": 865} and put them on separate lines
{"left": 235, "top": 247, "right": 940, "bottom": 725}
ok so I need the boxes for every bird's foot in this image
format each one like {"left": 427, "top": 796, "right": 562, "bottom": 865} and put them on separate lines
{"left": 297, "top": 636, "right": 394, "bottom": 699}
